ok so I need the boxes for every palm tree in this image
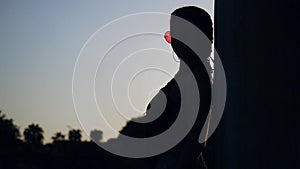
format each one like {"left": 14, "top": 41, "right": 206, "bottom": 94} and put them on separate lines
{"left": 51, "top": 132, "right": 65, "bottom": 142}
{"left": 90, "top": 129, "right": 103, "bottom": 143}
{"left": 0, "top": 110, "right": 20, "bottom": 144}
{"left": 68, "top": 129, "right": 82, "bottom": 142}
{"left": 23, "top": 123, "right": 44, "bottom": 145}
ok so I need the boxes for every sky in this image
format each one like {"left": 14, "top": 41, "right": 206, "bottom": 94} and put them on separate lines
{"left": 0, "top": 0, "right": 214, "bottom": 143}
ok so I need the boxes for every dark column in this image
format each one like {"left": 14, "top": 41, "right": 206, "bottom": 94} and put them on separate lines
{"left": 214, "top": 0, "right": 300, "bottom": 168}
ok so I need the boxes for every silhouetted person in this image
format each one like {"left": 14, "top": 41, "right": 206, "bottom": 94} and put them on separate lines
{"left": 121, "top": 6, "right": 213, "bottom": 169}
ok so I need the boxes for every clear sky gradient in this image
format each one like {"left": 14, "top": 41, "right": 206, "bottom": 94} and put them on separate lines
{"left": 0, "top": 0, "right": 213, "bottom": 143}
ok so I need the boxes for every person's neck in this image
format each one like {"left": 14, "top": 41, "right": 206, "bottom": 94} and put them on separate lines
{"left": 177, "top": 51, "right": 212, "bottom": 79}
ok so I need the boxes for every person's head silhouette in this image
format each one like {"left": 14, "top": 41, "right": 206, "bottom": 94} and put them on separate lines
{"left": 170, "top": 6, "right": 213, "bottom": 63}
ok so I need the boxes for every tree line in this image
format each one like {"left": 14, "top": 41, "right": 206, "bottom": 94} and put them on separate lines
{"left": 0, "top": 110, "right": 156, "bottom": 169}
{"left": 0, "top": 110, "right": 101, "bottom": 145}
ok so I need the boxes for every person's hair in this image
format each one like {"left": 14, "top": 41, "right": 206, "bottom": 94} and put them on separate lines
{"left": 171, "top": 6, "right": 213, "bottom": 42}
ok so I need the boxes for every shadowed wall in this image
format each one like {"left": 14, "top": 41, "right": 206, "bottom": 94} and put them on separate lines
{"left": 214, "top": 0, "right": 299, "bottom": 168}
